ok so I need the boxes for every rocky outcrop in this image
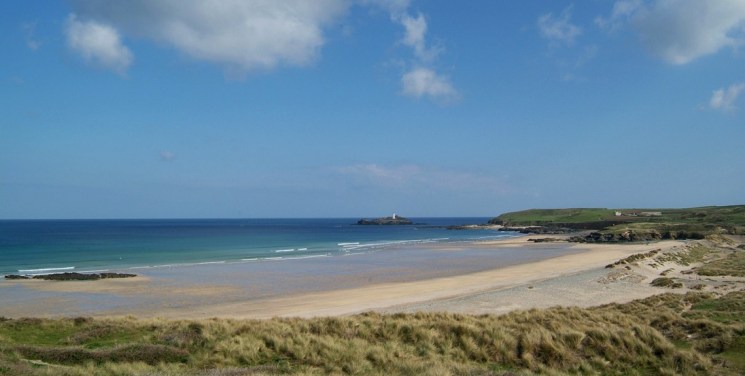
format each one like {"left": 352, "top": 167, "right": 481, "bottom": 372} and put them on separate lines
{"left": 4, "top": 272, "right": 137, "bottom": 281}
{"left": 498, "top": 226, "right": 576, "bottom": 235}
{"left": 527, "top": 237, "right": 565, "bottom": 243}
{"left": 446, "top": 224, "right": 501, "bottom": 230}
{"left": 568, "top": 229, "right": 707, "bottom": 243}
{"left": 357, "top": 216, "right": 413, "bottom": 225}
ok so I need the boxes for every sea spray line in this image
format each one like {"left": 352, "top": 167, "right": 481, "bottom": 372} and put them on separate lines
{"left": 262, "top": 254, "right": 331, "bottom": 262}
{"left": 18, "top": 266, "right": 75, "bottom": 273}
{"left": 339, "top": 238, "right": 452, "bottom": 251}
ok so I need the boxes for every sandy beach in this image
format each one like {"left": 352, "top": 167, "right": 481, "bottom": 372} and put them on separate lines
{"left": 0, "top": 235, "right": 693, "bottom": 319}
{"left": 178, "top": 237, "right": 685, "bottom": 318}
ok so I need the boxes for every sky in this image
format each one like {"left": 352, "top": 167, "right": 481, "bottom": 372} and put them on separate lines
{"left": 1, "top": 0, "right": 744, "bottom": 219}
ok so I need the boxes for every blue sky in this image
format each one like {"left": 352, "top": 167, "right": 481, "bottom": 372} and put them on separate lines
{"left": 2, "top": 0, "right": 744, "bottom": 219}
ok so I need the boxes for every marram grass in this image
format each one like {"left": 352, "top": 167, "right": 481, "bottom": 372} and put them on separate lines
{"left": 1, "top": 292, "right": 743, "bottom": 375}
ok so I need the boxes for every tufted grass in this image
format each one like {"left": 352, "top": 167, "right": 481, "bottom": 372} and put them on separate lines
{"left": 0, "top": 290, "right": 743, "bottom": 375}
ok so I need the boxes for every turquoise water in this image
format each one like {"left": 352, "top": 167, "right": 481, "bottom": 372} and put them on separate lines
{"left": 0, "top": 218, "right": 512, "bottom": 276}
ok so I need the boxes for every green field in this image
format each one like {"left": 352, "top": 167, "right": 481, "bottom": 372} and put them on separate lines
{"left": 490, "top": 205, "right": 745, "bottom": 227}
{"left": 490, "top": 205, "right": 745, "bottom": 239}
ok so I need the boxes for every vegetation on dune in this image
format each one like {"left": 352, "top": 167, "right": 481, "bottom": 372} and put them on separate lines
{"left": 490, "top": 206, "right": 745, "bottom": 227}
{"left": 695, "top": 251, "right": 745, "bottom": 277}
{"left": 490, "top": 205, "right": 745, "bottom": 241}
{"left": 1, "top": 291, "right": 743, "bottom": 375}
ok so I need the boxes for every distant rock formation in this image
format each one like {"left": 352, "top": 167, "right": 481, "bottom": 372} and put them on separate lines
{"left": 357, "top": 215, "right": 413, "bottom": 225}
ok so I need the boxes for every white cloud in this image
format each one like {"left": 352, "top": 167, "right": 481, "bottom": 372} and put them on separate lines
{"left": 67, "top": 0, "right": 347, "bottom": 74}
{"left": 399, "top": 13, "right": 441, "bottom": 61}
{"left": 709, "top": 82, "right": 745, "bottom": 111}
{"left": 377, "top": 5, "right": 455, "bottom": 102}
{"left": 598, "top": 0, "right": 745, "bottom": 64}
{"left": 65, "top": 14, "right": 133, "bottom": 74}
{"left": 337, "top": 164, "right": 510, "bottom": 193}
{"left": 65, "top": 0, "right": 458, "bottom": 99}
{"left": 401, "top": 68, "right": 458, "bottom": 101}
{"left": 538, "top": 7, "right": 582, "bottom": 45}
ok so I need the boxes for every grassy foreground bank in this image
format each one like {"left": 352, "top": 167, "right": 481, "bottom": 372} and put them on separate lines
{"left": 1, "top": 290, "right": 743, "bottom": 375}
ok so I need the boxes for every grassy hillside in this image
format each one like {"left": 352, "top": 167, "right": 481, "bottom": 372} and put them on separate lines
{"left": 490, "top": 206, "right": 745, "bottom": 239}
{"left": 490, "top": 205, "right": 745, "bottom": 227}
{"left": 490, "top": 208, "right": 616, "bottom": 226}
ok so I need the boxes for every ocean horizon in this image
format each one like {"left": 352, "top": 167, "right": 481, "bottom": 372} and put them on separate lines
{"left": 0, "top": 217, "right": 512, "bottom": 277}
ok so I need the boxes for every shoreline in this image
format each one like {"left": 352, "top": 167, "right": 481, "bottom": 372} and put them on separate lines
{"left": 163, "top": 237, "right": 684, "bottom": 319}
{"left": 1, "top": 235, "right": 687, "bottom": 319}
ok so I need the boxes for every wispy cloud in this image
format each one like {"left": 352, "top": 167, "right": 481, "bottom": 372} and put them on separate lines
{"left": 538, "top": 6, "right": 582, "bottom": 46}
{"left": 160, "top": 151, "right": 176, "bottom": 161}
{"left": 595, "top": 0, "right": 642, "bottom": 32}
{"left": 401, "top": 67, "right": 459, "bottom": 102}
{"left": 399, "top": 13, "right": 442, "bottom": 62}
{"left": 597, "top": 0, "right": 745, "bottom": 65}
{"left": 22, "top": 21, "right": 41, "bottom": 51}
{"left": 395, "top": 14, "right": 457, "bottom": 101}
{"left": 336, "top": 164, "right": 511, "bottom": 194}
{"left": 65, "top": 14, "right": 133, "bottom": 75}
{"left": 362, "top": 1, "right": 457, "bottom": 102}
{"left": 709, "top": 82, "right": 745, "bottom": 111}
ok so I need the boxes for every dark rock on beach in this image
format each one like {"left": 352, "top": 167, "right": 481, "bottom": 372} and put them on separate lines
{"left": 498, "top": 226, "right": 575, "bottom": 235}
{"left": 4, "top": 275, "right": 30, "bottom": 280}
{"left": 4, "top": 272, "right": 137, "bottom": 281}
{"left": 527, "top": 237, "right": 565, "bottom": 243}
{"left": 446, "top": 224, "right": 501, "bottom": 230}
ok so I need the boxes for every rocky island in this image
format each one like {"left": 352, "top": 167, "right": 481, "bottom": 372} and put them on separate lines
{"left": 357, "top": 214, "right": 413, "bottom": 225}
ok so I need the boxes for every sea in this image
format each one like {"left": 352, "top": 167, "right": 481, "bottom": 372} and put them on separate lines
{"left": 0, "top": 218, "right": 515, "bottom": 277}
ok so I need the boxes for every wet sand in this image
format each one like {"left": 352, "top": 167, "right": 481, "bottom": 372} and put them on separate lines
{"left": 0, "top": 236, "right": 683, "bottom": 318}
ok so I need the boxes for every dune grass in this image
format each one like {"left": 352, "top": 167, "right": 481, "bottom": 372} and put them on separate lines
{"left": 695, "top": 251, "right": 745, "bottom": 277}
{"left": 1, "top": 291, "right": 743, "bottom": 375}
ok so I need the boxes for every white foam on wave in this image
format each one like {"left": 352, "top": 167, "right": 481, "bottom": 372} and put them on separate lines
{"left": 339, "top": 238, "right": 451, "bottom": 251}
{"left": 289, "top": 254, "right": 330, "bottom": 260}
{"left": 18, "top": 266, "right": 75, "bottom": 273}
{"left": 296, "top": 248, "right": 308, "bottom": 251}
{"left": 274, "top": 249, "right": 295, "bottom": 253}
{"left": 337, "top": 242, "right": 359, "bottom": 246}
{"left": 128, "top": 260, "right": 226, "bottom": 270}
